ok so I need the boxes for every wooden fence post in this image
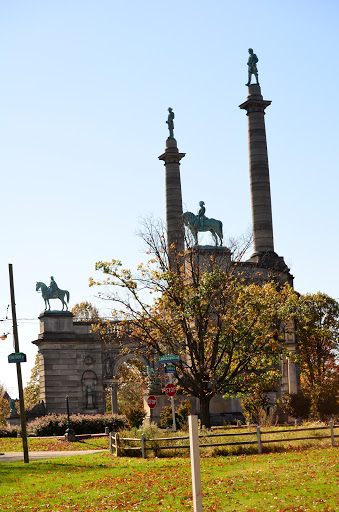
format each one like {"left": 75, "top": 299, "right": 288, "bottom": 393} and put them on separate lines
{"left": 330, "top": 419, "right": 335, "bottom": 447}
{"left": 257, "top": 426, "right": 262, "bottom": 454}
{"left": 114, "top": 433, "right": 120, "bottom": 457}
{"left": 189, "top": 415, "right": 203, "bottom": 512}
{"left": 141, "top": 434, "right": 146, "bottom": 459}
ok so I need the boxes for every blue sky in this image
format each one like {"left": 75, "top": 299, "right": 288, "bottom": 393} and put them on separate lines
{"left": 1, "top": 1, "right": 338, "bottom": 395}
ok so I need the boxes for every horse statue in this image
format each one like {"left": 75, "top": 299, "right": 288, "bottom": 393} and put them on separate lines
{"left": 183, "top": 211, "right": 223, "bottom": 247}
{"left": 36, "top": 281, "right": 70, "bottom": 311}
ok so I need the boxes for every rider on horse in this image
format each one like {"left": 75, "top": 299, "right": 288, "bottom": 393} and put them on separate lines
{"left": 198, "top": 201, "right": 206, "bottom": 230}
{"left": 49, "top": 276, "right": 59, "bottom": 299}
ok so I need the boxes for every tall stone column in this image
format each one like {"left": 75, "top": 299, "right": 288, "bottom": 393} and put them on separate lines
{"left": 158, "top": 138, "right": 185, "bottom": 265}
{"left": 239, "top": 84, "right": 276, "bottom": 262}
{"left": 110, "top": 382, "right": 118, "bottom": 415}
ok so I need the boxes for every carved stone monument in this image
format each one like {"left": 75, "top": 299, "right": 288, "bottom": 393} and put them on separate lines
{"left": 31, "top": 59, "right": 300, "bottom": 426}
{"left": 33, "top": 311, "right": 154, "bottom": 417}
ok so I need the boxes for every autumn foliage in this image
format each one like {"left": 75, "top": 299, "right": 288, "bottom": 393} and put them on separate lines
{"left": 90, "top": 222, "right": 298, "bottom": 427}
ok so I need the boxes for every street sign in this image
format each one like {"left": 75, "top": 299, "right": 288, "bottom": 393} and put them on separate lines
{"left": 166, "top": 363, "right": 176, "bottom": 373}
{"left": 147, "top": 395, "right": 157, "bottom": 409}
{"left": 159, "top": 355, "right": 179, "bottom": 363}
{"left": 8, "top": 352, "right": 27, "bottom": 364}
{"left": 165, "top": 383, "right": 177, "bottom": 397}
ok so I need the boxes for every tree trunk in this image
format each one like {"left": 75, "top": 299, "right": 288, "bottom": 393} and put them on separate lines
{"left": 199, "top": 395, "right": 211, "bottom": 429}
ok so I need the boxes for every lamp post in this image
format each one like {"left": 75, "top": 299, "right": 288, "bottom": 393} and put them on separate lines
{"left": 64, "top": 395, "right": 76, "bottom": 442}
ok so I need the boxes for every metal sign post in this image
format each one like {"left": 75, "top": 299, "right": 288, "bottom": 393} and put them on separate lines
{"left": 168, "top": 375, "right": 177, "bottom": 432}
{"left": 159, "top": 355, "right": 179, "bottom": 432}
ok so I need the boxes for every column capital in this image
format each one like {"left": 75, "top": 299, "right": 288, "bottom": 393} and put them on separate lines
{"left": 158, "top": 138, "right": 185, "bottom": 164}
{"left": 239, "top": 84, "right": 271, "bottom": 114}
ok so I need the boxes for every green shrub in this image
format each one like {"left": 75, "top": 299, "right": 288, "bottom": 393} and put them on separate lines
{"left": 122, "top": 405, "right": 146, "bottom": 428}
{"left": 160, "top": 400, "right": 190, "bottom": 429}
{"left": 279, "top": 392, "right": 311, "bottom": 420}
{"left": 311, "top": 383, "right": 339, "bottom": 421}
{"left": 26, "top": 413, "right": 127, "bottom": 436}
{"left": 241, "top": 394, "right": 269, "bottom": 424}
{"left": 0, "top": 425, "right": 20, "bottom": 437}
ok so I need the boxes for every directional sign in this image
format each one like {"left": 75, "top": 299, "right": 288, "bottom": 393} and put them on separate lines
{"left": 166, "top": 363, "right": 176, "bottom": 373}
{"left": 159, "top": 355, "right": 179, "bottom": 364}
{"left": 165, "top": 383, "right": 177, "bottom": 397}
{"left": 8, "top": 352, "right": 27, "bottom": 364}
{"left": 147, "top": 395, "right": 157, "bottom": 409}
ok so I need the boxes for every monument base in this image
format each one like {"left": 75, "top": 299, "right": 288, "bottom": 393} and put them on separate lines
{"left": 6, "top": 414, "right": 20, "bottom": 427}
{"left": 247, "top": 251, "right": 289, "bottom": 271}
{"left": 185, "top": 246, "right": 232, "bottom": 273}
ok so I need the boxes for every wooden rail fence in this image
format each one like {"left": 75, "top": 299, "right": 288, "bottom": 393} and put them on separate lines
{"left": 109, "top": 420, "right": 338, "bottom": 458}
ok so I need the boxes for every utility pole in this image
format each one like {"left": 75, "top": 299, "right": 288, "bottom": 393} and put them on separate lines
{"left": 9, "top": 263, "right": 29, "bottom": 463}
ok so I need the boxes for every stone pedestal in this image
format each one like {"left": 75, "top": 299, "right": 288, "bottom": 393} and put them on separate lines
{"left": 33, "top": 312, "right": 105, "bottom": 415}
{"left": 186, "top": 246, "right": 232, "bottom": 273}
{"left": 6, "top": 413, "right": 20, "bottom": 427}
{"left": 158, "top": 138, "right": 185, "bottom": 264}
{"left": 64, "top": 428, "right": 77, "bottom": 442}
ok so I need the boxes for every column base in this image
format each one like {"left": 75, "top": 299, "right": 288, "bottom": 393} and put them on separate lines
{"left": 247, "top": 251, "right": 288, "bottom": 271}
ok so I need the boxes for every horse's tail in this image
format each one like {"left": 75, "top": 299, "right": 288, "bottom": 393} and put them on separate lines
{"left": 219, "top": 221, "right": 223, "bottom": 238}
{"left": 66, "top": 291, "right": 70, "bottom": 303}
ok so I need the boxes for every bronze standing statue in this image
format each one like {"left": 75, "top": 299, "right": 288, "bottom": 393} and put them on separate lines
{"left": 246, "top": 48, "right": 259, "bottom": 86}
{"left": 166, "top": 107, "right": 175, "bottom": 138}
{"left": 198, "top": 201, "right": 206, "bottom": 229}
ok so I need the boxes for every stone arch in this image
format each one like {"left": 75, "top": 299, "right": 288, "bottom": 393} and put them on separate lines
{"left": 112, "top": 353, "right": 149, "bottom": 378}
{"left": 107, "top": 354, "right": 149, "bottom": 415}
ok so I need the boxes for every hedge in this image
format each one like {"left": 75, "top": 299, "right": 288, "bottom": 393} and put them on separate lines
{"left": 26, "top": 413, "right": 127, "bottom": 436}
{"left": 0, "top": 425, "right": 20, "bottom": 437}
{"left": 0, "top": 413, "right": 127, "bottom": 437}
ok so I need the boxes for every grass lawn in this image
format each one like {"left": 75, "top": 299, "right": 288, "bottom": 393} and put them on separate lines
{"left": 0, "top": 446, "right": 337, "bottom": 511}
{"left": 0, "top": 437, "right": 108, "bottom": 452}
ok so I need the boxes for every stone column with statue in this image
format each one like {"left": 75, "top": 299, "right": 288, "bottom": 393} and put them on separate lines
{"left": 158, "top": 108, "right": 186, "bottom": 265}
{"left": 239, "top": 51, "right": 278, "bottom": 264}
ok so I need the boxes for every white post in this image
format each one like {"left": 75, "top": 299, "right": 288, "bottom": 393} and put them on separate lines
{"left": 257, "top": 426, "right": 262, "bottom": 454}
{"left": 114, "top": 433, "right": 119, "bottom": 457}
{"left": 189, "top": 415, "right": 203, "bottom": 512}
{"left": 330, "top": 419, "right": 335, "bottom": 448}
{"left": 169, "top": 373, "right": 177, "bottom": 432}
{"left": 141, "top": 433, "right": 146, "bottom": 459}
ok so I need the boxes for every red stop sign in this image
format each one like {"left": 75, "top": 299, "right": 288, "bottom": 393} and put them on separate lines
{"left": 165, "top": 383, "right": 176, "bottom": 397}
{"left": 147, "top": 395, "right": 157, "bottom": 409}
